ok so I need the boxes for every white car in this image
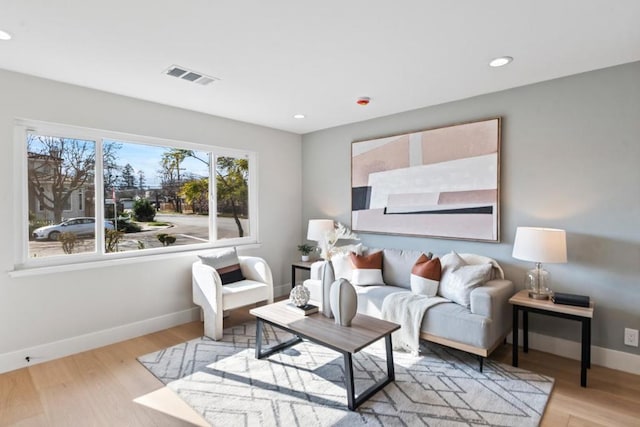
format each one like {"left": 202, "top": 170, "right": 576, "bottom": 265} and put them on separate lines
{"left": 32, "top": 217, "right": 115, "bottom": 241}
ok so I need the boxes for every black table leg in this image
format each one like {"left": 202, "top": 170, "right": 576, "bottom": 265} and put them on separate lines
{"left": 343, "top": 334, "right": 395, "bottom": 411}
{"left": 254, "top": 318, "right": 303, "bottom": 360}
{"left": 291, "top": 265, "right": 296, "bottom": 289}
{"left": 385, "top": 334, "right": 395, "bottom": 381}
{"left": 255, "top": 318, "right": 263, "bottom": 359}
{"left": 581, "top": 317, "right": 591, "bottom": 387}
{"left": 512, "top": 306, "right": 519, "bottom": 367}
{"left": 343, "top": 352, "right": 355, "bottom": 410}
{"left": 523, "top": 310, "right": 529, "bottom": 353}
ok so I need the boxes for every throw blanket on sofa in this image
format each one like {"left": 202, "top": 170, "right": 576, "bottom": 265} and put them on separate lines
{"left": 381, "top": 292, "right": 449, "bottom": 355}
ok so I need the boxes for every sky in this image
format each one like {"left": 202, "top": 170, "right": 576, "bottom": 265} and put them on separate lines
{"left": 106, "top": 139, "right": 209, "bottom": 188}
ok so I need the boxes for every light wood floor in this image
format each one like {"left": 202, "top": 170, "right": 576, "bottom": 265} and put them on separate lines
{"left": 1, "top": 306, "right": 639, "bottom": 426}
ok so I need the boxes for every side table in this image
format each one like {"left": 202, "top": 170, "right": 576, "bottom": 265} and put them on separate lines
{"left": 509, "top": 289, "right": 594, "bottom": 387}
{"left": 291, "top": 260, "right": 314, "bottom": 289}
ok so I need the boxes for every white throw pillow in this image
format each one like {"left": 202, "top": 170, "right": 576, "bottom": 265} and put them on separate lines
{"left": 331, "top": 252, "right": 354, "bottom": 281}
{"left": 438, "top": 251, "right": 492, "bottom": 307}
{"left": 331, "top": 243, "right": 366, "bottom": 256}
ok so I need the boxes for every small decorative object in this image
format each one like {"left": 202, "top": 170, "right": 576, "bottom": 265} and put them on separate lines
{"left": 289, "top": 283, "right": 311, "bottom": 307}
{"left": 512, "top": 227, "right": 567, "bottom": 300}
{"left": 329, "top": 278, "right": 358, "bottom": 326}
{"left": 552, "top": 292, "right": 590, "bottom": 308}
{"left": 297, "top": 243, "right": 315, "bottom": 262}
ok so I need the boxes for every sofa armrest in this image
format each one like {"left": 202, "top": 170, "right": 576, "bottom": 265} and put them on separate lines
{"left": 470, "top": 279, "right": 515, "bottom": 319}
{"left": 309, "top": 260, "right": 328, "bottom": 280}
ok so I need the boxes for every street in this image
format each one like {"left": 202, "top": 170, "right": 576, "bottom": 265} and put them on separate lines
{"left": 28, "top": 214, "right": 250, "bottom": 258}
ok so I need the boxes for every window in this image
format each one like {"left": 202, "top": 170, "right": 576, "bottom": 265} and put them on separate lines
{"left": 17, "top": 119, "right": 257, "bottom": 268}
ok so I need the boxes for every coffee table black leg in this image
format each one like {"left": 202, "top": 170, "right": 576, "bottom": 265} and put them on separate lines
{"left": 254, "top": 319, "right": 303, "bottom": 360}
{"left": 385, "top": 334, "right": 395, "bottom": 381}
{"left": 344, "top": 335, "right": 395, "bottom": 411}
{"left": 512, "top": 306, "right": 519, "bottom": 367}
{"left": 343, "top": 352, "right": 356, "bottom": 410}
{"left": 255, "top": 318, "right": 264, "bottom": 359}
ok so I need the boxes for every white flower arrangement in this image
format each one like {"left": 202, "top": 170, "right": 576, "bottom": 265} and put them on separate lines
{"left": 320, "top": 222, "right": 359, "bottom": 260}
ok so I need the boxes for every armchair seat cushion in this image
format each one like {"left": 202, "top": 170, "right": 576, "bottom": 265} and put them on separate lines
{"left": 222, "top": 280, "right": 271, "bottom": 311}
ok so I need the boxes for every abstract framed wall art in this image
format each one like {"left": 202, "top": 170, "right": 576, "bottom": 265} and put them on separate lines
{"left": 351, "top": 117, "right": 501, "bottom": 242}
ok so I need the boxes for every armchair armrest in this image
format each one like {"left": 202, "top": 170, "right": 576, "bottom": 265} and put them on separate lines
{"left": 192, "top": 261, "right": 223, "bottom": 311}
{"left": 239, "top": 256, "right": 274, "bottom": 303}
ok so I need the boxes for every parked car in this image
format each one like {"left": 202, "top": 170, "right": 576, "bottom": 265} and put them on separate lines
{"left": 32, "top": 217, "right": 115, "bottom": 241}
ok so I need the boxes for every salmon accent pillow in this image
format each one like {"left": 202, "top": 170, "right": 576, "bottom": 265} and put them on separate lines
{"left": 410, "top": 254, "right": 442, "bottom": 297}
{"left": 349, "top": 251, "right": 384, "bottom": 286}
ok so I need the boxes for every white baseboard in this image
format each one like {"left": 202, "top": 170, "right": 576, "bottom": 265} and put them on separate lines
{"left": 274, "top": 282, "right": 291, "bottom": 299}
{"left": 0, "top": 307, "right": 200, "bottom": 375}
{"left": 508, "top": 329, "right": 640, "bottom": 376}
{"left": 3, "top": 309, "right": 638, "bottom": 378}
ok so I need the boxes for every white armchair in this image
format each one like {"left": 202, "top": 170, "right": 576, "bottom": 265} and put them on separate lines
{"left": 192, "top": 255, "right": 274, "bottom": 340}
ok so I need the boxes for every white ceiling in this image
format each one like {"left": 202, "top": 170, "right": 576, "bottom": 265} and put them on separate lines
{"left": 1, "top": 1, "right": 639, "bottom": 134}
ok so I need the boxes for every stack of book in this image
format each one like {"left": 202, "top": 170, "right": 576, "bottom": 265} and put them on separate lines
{"left": 286, "top": 303, "right": 319, "bottom": 316}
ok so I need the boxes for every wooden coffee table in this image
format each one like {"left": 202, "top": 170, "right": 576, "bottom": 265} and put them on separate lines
{"left": 250, "top": 301, "right": 400, "bottom": 410}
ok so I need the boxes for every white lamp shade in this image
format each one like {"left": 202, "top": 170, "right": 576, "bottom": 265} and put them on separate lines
{"left": 307, "top": 219, "right": 334, "bottom": 242}
{"left": 512, "top": 227, "right": 567, "bottom": 263}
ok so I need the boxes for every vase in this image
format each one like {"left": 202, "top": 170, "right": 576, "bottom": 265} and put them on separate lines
{"left": 329, "top": 278, "right": 357, "bottom": 326}
{"left": 301, "top": 255, "right": 310, "bottom": 262}
{"left": 289, "top": 283, "right": 310, "bottom": 307}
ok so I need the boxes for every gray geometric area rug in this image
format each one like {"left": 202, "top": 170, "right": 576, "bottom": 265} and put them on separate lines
{"left": 138, "top": 322, "right": 554, "bottom": 427}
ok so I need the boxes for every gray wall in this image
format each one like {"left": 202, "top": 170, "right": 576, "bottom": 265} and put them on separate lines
{"left": 0, "top": 69, "right": 301, "bottom": 357}
{"left": 302, "top": 61, "right": 640, "bottom": 355}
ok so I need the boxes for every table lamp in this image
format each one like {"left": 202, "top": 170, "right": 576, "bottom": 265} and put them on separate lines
{"left": 512, "top": 227, "right": 567, "bottom": 300}
{"left": 307, "top": 219, "right": 334, "bottom": 259}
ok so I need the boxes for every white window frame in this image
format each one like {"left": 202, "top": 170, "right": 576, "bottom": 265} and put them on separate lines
{"left": 13, "top": 118, "right": 258, "bottom": 272}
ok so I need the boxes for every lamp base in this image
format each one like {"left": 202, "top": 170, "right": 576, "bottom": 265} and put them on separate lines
{"left": 528, "top": 291, "right": 550, "bottom": 300}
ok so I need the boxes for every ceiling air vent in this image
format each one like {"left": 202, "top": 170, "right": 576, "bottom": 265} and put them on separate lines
{"left": 163, "top": 65, "right": 219, "bottom": 86}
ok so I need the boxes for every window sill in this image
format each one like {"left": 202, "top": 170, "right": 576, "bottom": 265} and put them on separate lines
{"left": 8, "top": 242, "right": 262, "bottom": 278}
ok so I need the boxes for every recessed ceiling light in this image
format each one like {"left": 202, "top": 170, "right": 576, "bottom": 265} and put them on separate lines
{"left": 0, "top": 30, "right": 12, "bottom": 41}
{"left": 293, "top": 114, "right": 305, "bottom": 119}
{"left": 489, "top": 56, "right": 513, "bottom": 67}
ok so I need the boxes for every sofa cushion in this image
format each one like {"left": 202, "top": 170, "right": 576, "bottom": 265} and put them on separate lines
{"left": 198, "top": 248, "right": 245, "bottom": 284}
{"left": 354, "top": 285, "right": 404, "bottom": 318}
{"left": 221, "top": 279, "right": 270, "bottom": 310}
{"left": 419, "top": 301, "right": 490, "bottom": 349}
{"left": 439, "top": 251, "right": 492, "bottom": 307}
{"left": 381, "top": 248, "right": 424, "bottom": 289}
{"left": 410, "top": 254, "right": 441, "bottom": 297}
{"left": 350, "top": 251, "right": 384, "bottom": 286}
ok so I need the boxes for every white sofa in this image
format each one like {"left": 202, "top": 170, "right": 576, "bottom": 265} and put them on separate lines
{"left": 303, "top": 248, "right": 514, "bottom": 370}
{"left": 193, "top": 255, "right": 274, "bottom": 340}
